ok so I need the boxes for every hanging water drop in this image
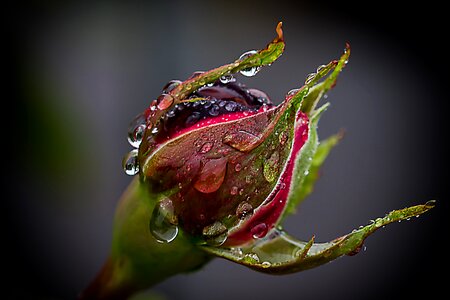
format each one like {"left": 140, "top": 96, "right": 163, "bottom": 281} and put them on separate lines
{"left": 238, "top": 50, "right": 260, "bottom": 77}
{"left": 149, "top": 198, "right": 179, "bottom": 243}
{"left": 219, "top": 74, "right": 235, "bottom": 84}
{"left": 122, "top": 149, "right": 139, "bottom": 176}
{"left": 127, "top": 112, "right": 148, "bottom": 148}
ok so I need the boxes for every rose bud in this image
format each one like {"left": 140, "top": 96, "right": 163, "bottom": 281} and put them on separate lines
{"left": 80, "top": 22, "right": 435, "bottom": 300}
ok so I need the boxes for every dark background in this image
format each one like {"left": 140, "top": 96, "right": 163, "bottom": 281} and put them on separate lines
{"left": 8, "top": 0, "right": 446, "bottom": 299}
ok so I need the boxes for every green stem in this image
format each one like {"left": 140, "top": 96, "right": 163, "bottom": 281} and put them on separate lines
{"left": 79, "top": 177, "right": 211, "bottom": 300}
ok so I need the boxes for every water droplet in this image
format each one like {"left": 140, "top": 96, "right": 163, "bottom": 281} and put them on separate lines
{"left": 209, "top": 104, "right": 220, "bottom": 116}
{"left": 224, "top": 101, "right": 238, "bottom": 112}
{"left": 263, "top": 151, "right": 280, "bottom": 182}
{"left": 278, "top": 131, "right": 288, "bottom": 145}
{"left": 230, "top": 186, "right": 238, "bottom": 195}
{"left": 157, "top": 93, "right": 174, "bottom": 110}
{"left": 251, "top": 223, "right": 268, "bottom": 239}
{"left": 236, "top": 201, "right": 253, "bottom": 220}
{"left": 287, "top": 88, "right": 300, "bottom": 97}
{"left": 234, "top": 163, "right": 242, "bottom": 172}
{"left": 304, "top": 73, "right": 316, "bottom": 85}
{"left": 219, "top": 74, "right": 235, "bottom": 84}
{"left": 425, "top": 200, "right": 436, "bottom": 208}
{"left": 149, "top": 198, "right": 179, "bottom": 243}
{"left": 230, "top": 247, "right": 243, "bottom": 258}
{"left": 202, "top": 221, "right": 228, "bottom": 246}
{"left": 243, "top": 253, "right": 260, "bottom": 263}
{"left": 261, "top": 261, "right": 271, "bottom": 268}
{"left": 199, "top": 142, "right": 213, "bottom": 154}
{"left": 127, "top": 123, "right": 146, "bottom": 148}
{"left": 239, "top": 50, "right": 260, "bottom": 77}
{"left": 245, "top": 175, "right": 252, "bottom": 184}
{"left": 316, "top": 64, "right": 327, "bottom": 73}
{"left": 151, "top": 126, "right": 159, "bottom": 134}
{"left": 122, "top": 149, "right": 139, "bottom": 175}
{"left": 162, "top": 80, "right": 181, "bottom": 93}
{"left": 194, "top": 157, "right": 227, "bottom": 193}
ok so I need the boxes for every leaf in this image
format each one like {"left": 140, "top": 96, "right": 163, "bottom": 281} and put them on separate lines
{"left": 201, "top": 201, "right": 435, "bottom": 274}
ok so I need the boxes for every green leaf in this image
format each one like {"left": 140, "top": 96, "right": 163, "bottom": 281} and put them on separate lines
{"left": 202, "top": 201, "right": 435, "bottom": 274}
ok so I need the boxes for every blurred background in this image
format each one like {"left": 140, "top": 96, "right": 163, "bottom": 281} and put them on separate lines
{"left": 8, "top": 0, "right": 446, "bottom": 299}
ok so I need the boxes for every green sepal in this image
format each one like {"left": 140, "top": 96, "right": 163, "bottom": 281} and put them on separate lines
{"left": 201, "top": 201, "right": 435, "bottom": 274}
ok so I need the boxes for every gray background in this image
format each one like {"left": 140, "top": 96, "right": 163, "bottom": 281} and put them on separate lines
{"left": 9, "top": 0, "right": 445, "bottom": 299}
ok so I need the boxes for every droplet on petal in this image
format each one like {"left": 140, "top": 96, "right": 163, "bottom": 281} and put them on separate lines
{"left": 251, "top": 223, "right": 268, "bottom": 239}
{"left": 194, "top": 157, "right": 228, "bottom": 193}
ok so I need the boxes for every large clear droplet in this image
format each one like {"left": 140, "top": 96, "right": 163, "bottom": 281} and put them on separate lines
{"left": 149, "top": 198, "right": 179, "bottom": 243}
{"left": 127, "top": 112, "right": 147, "bottom": 148}
{"left": 202, "top": 221, "right": 228, "bottom": 246}
{"left": 122, "top": 149, "right": 139, "bottom": 175}
{"left": 238, "top": 50, "right": 260, "bottom": 77}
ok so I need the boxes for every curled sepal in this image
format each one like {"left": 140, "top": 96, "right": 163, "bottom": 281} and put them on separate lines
{"left": 170, "top": 22, "right": 284, "bottom": 103}
{"left": 202, "top": 201, "right": 435, "bottom": 274}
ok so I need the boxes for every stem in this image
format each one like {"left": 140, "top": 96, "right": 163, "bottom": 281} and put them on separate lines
{"left": 79, "top": 177, "right": 211, "bottom": 300}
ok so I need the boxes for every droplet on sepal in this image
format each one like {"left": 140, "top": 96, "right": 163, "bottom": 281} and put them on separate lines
{"left": 162, "top": 80, "right": 182, "bottom": 93}
{"left": 203, "top": 221, "right": 228, "bottom": 246}
{"left": 122, "top": 149, "right": 139, "bottom": 175}
{"left": 304, "top": 73, "right": 316, "bottom": 85}
{"left": 239, "top": 50, "right": 260, "bottom": 77}
{"left": 219, "top": 74, "right": 236, "bottom": 84}
{"left": 157, "top": 93, "right": 174, "bottom": 110}
{"left": 149, "top": 198, "right": 179, "bottom": 243}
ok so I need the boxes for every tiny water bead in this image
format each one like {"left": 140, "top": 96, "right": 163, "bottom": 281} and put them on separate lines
{"left": 162, "top": 80, "right": 182, "bottom": 94}
{"left": 149, "top": 198, "right": 179, "bottom": 243}
{"left": 304, "top": 73, "right": 316, "bottom": 85}
{"left": 122, "top": 149, "right": 139, "bottom": 175}
{"left": 157, "top": 93, "right": 174, "bottom": 110}
{"left": 239, "top": 50, "right": 261, "bottom": 77}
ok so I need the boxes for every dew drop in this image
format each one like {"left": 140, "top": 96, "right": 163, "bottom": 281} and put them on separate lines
{"left": 261, "top": 261, "right": 271, "bottom": 268}
{"left": 122, "top": 149, "right": 139, "bottom": 175}
{"left": 199, "top": 142, "right": 213, "bottom": 154}
{"left": 238, "top": 50, "right": 260, "bottom": 77}
{"left": 304, "top": 73, "right": 316, "bottom": 85}
{"left": 149, "top": 198, "right": 179, "bottom": 243}
{"left": 209, "top": 104, "right": 220, "bottom": 116}
{"left": 157, "top": 93, "right": 174, "bottom": 110}
{"left": 316, "top": 64, "right": 327, "bottom": 73}
{"left": 236, "top": 201, "right": 253, "bottom": 220}
{"left": 162, "top": 80, "right": 182, "bottom": 93}
{"left": 193, "top": 157, "right": 227, "bottom": 193}
{"left": 219, "top": 74, "right": 235, "bottom": 84}
{"left": 263, "top": 151, "right": 280, "bottom": 182}
{"left": 202, "top": 221, "right": 228, "bottom": 246}
{"left": 234, "top": 163, "right": 242, "bottom": 172}
{"left": 243, "top": 253, "right": 260, "bottom": 263}
{"left": 251, "top": 223, "right": 268, "bottom": 239}
{"left": 230, "top": 247, "right": 244, "bottom": 258}
{"left": 127, "top": 123, "right": 146, "bottom": 148}
{"left": 230, "top": 186, "right": 239, "bottom": 195}
{"left": 287, "top": 88, "right": 300, "bottom": 97}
